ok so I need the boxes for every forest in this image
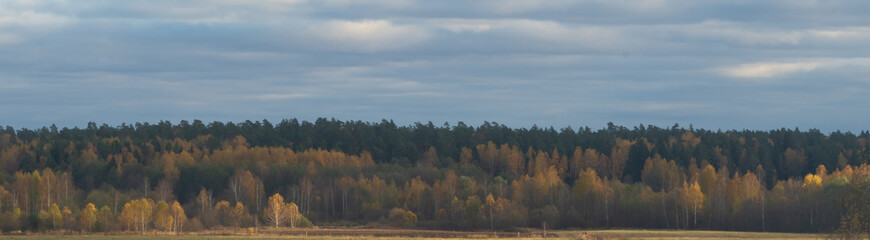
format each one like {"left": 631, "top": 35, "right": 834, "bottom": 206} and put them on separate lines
{"left": 0, "top": 119, "right": 869, "bottom": 235}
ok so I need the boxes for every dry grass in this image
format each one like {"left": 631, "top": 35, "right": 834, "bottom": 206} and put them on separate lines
{"left": 0, "top": 227, "right": 572, "bottom": 240}
{"left": 560, "top": 229, "right": 826, "bottom": 240}
{"left": 0, "top": 235, "right": 570, "bottom": 240}
{"left": 0, "top": 228, "right": 828, "bottom": 240}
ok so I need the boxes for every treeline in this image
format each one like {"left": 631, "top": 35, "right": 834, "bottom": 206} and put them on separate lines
{"left": 0, "top": 119, "right": 868, "bottom": 233}
{"left": 4, "top": 119, "right": 869, "bottom": 181}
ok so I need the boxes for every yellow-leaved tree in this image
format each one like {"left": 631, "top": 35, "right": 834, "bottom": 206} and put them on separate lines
{"left": 263, "top": 193, "right": 303, "bottom": 228}
{"left": 170, "top": 201, "right": 186, "bottom": 233}
{"left": 802, "top": 172, "right": 823, "bottom": 230}
{"left": 153, "top": 201, "right": 173, "bottom": 231}
{"left": 37, "top": 203, "right": 63, "bottom": 229}
{"left": 120, "top": 198, "right": 154, "bottom": 232}
{"left": 80, "top": 203, "right": 98, "bottom": 232}
{"left": 287, "top": 202, "right": 301, "bottom": 228}
{"left": 679, "top": 181, "right": 704, "bottom": 228}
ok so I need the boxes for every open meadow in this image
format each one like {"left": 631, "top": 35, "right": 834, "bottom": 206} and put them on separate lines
{"left": 563, "top": 229, "right": 826, "bottom": 239}
{"left": 0, "top": 228, "right": 563, "bottom": 240}
{"left": 0, "top": 229, "right": 829, "bottom": 240}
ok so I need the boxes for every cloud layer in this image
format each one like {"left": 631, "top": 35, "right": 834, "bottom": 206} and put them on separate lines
{"left": 2, "top": 1, "right": 870, "bottom": 132}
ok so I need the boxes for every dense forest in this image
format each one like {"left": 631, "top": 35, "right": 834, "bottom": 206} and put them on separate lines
{"left": 0, "top": 119, "right": 869, "bottom": 234}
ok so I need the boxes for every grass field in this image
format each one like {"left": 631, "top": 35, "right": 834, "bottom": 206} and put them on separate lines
{"left": 0, "top": 237, "right": 549, "bottom": 240}
{"left": 565, "top": 229, "right": 826, "bottom": 239}
{"left": 0, "top": 229, "right": 828, "bottom": 239}
{"left": 0, "top": 236, "right": 562, "bottom": 240}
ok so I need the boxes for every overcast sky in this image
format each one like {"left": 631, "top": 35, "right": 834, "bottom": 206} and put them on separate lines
{"left": 2, "top": 1, "right": 870, "bottom": 132}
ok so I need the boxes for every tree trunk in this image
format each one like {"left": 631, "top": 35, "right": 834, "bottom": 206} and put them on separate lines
{"left": 274, "top": 210, "right": 280, "bottom": 228}
{"left": 809, "top": 208, "right": 814, "bottom": 230}
{"left": 542, "top": 221, "right": 547, "bottom": 238}
{"left": 662, "top": 193, "right": 671, "bottom": 228}
{"left": 604, "top": 190, "right": 610, "bottom": 226}
{"left": 685, "top": 204, "right": 689, "bottom": 229}
{"left": 345, "top": 190, "right": 349, "bottom": 219}
{"left": 230, "top": 178, "right": 240, "bottom": 204}
{"left": 45, "top": 177, "right": 52, "bottom": 210}
{"left": 761, "top": 196, "right": 765, "bottom": 231}
{"left": 674, "top": 197, "right": 680, "bottom": 229}
{"left": 489, "top": 205, "right": 494, "bottom": 232}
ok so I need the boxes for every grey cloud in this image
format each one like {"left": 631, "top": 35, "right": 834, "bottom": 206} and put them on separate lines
{"left": 1, "top": 1, "right": 870, "bottom": 132}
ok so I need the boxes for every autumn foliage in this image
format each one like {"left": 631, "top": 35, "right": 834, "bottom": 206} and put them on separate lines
{"left": 0, "top": 120, "right": 868, "bottom": 234}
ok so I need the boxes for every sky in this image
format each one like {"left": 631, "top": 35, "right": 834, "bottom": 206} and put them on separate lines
{"left": 2, "top": 0, "right": 870, "bottom": 132}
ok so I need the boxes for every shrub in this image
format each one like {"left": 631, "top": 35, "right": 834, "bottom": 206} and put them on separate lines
{"left": 388, "top": 208, "right": 417, "bottom": 228}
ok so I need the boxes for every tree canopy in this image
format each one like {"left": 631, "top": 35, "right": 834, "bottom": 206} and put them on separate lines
{"left": 0, "top": 119, "right": 868, "bottom": 234}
